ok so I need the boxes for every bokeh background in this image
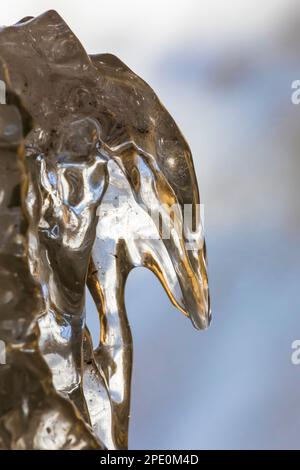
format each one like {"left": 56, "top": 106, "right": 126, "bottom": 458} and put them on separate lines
{"left": 2, "top": 0, "right": 300, "bottom": 449}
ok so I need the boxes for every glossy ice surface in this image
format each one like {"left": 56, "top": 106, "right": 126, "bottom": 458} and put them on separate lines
{"left": 0, "top": 11, "right": 210, "bottom": 449}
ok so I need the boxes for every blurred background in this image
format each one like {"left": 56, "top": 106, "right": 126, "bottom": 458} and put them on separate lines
{"left": 2, "top": 0, "right": 300, "bottom": 450}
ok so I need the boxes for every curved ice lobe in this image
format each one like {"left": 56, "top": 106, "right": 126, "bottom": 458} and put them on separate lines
{"left": 90, "top": 52, "right": 210, "bottom": 330}
{"left": 0, "top": 101, "right": 103, "bottom": 450}
{"left": 0, "top": 9, "right": 210, "bottom": 450}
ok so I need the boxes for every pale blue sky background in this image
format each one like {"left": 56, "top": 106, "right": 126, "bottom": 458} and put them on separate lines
{"left": 2, "top": 0, "right": 300, "bottom": 449}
